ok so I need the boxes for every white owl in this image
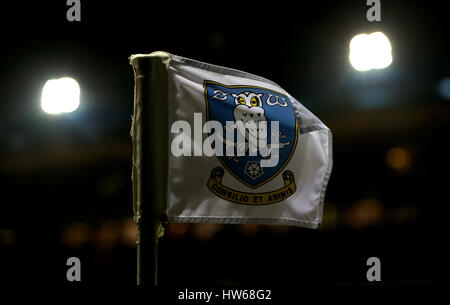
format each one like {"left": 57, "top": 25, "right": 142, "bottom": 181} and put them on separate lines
{"left": 217, "top": 91, "right": 290, "bottom": 166}
{"left": 232, "top": 92, "right": 265, "bottom": 120}
{"left": 231, "top": 92, "right": 267, "bottom": 143}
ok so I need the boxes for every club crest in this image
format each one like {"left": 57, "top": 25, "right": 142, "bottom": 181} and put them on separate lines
{"left": 204, "top": 81, "right": 299, "bottom": 205}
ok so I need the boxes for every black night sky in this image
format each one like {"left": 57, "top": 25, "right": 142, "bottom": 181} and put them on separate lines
{"left": 0, "top": 0, "right": 449, "bottom": 292}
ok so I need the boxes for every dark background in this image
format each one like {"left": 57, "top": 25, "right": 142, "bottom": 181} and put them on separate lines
{"left": 0, "top": 0, "right": 449, "bottom": 288}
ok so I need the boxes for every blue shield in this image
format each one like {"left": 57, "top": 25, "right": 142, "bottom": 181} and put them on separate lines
{"left": 204, "top": 81, "right": 298, "bottom": 189}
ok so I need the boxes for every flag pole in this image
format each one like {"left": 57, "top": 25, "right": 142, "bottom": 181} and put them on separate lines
{"left": 131, "top": 53, "right": 169, "bottom": 286}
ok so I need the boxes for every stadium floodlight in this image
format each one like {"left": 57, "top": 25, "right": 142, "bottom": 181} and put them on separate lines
{"left": 41, "top": 77, "right": 80, "bottom": 114}
{"left": 349, "top": 31, "right": 392, "bottom": 72}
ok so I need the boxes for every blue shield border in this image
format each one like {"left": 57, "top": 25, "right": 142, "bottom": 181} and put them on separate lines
{"left": 203, "top": 80, "right": 298, "bottom": 189}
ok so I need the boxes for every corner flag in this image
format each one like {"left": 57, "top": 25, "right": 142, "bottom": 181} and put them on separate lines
{"left": 130, "top": 51, "right": 332, "bottom": 229}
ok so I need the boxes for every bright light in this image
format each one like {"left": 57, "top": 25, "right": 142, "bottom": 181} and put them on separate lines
{"left": 349, "top": 31, "right": 392, "bottom": 71}
{"left": 438, "top": 77, "right": 450, "bottom": 99}
{"left": 41, "top": 77, "right": 80, "bottom": 114}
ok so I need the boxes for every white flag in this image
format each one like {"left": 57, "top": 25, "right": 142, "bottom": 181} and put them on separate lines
{"left": 130, "top": 51, "right": 332, "bottom": 229}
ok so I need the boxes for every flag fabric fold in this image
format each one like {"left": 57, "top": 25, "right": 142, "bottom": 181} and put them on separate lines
{"left": 130, "top": 51, "right": 332, "bottom": 229}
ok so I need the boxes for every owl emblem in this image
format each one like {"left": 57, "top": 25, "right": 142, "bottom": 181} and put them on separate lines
{"left": 205, "top": 81, "right": 297, "bottom": 186}
{"left": 232, "top": 92, "right": 266, "bottom": 122}
{"left": 231, "top": 92, "right": 267, "bottom": 142}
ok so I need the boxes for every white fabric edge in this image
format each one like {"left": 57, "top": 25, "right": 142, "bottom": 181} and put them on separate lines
{"left": 168, "top": 216, "right": 319, "bottom": 229}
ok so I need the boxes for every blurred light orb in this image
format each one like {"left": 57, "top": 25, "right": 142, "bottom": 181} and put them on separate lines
{"left": 438, "top": 77, "right": 450, "bottom": 99}
{"left": 41, "top": 77, "right": 80, "bottom": 114}
{"left": 349, "top": 32, "right": 392, "bottom": 71}
{"left": 167, "top": 223, "right": 190, "bottom": 239}
{"left": 346, "top": 198, "right": 384, "bottom": 229}
{"left": 386, "top": 147, "right": 412, "bottom": 172}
